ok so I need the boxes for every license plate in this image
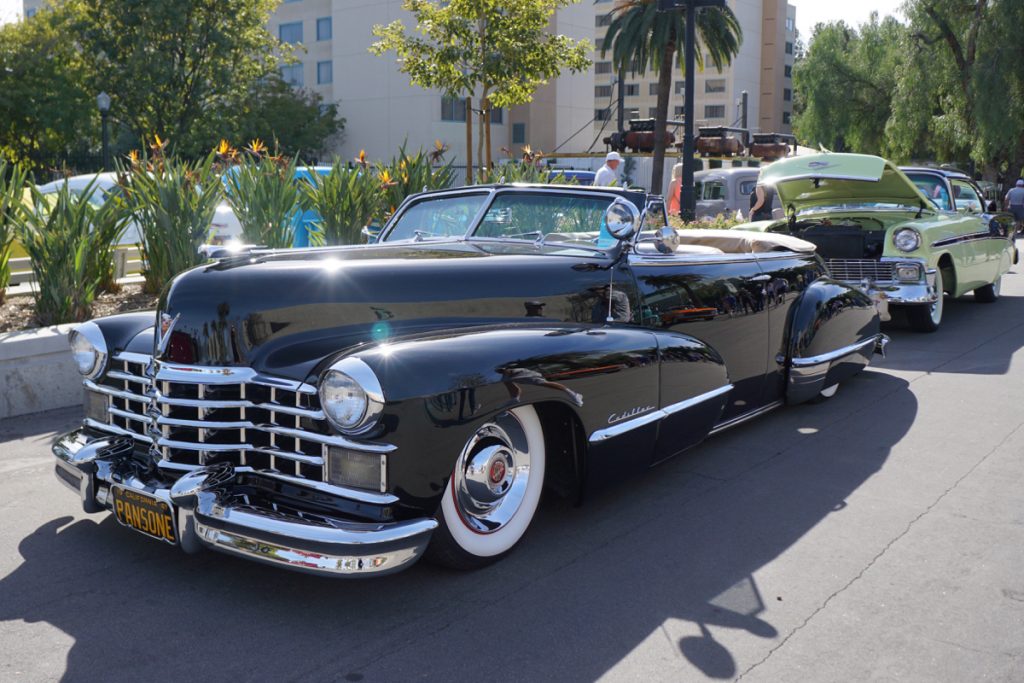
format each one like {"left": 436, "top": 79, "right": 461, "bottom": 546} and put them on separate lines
{"left": 111, "top": 486, "right": 177, "bottom": 545}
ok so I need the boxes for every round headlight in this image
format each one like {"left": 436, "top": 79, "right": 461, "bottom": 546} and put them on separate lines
{"left": 894, "top": 228, "right": 922, "bottom": 252}
{"left": 68, "top": 323, "right": 107, "bottom": 379}
{"left": 320, "top": 371, "right": 368, "bottom": 430}
{"left": 318, "top": 358, "right": 385, "bottom": 434}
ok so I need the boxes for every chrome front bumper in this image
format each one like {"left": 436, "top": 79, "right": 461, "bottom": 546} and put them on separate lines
{"left": 853, "top": 269, "right": 939, "bottom": 315}
{"left": 52, "top": 429, "right": 437, "bottom": 577}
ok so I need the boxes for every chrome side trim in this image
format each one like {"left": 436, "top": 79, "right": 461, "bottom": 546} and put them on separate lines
{"left": 589, "top": 384, "right": 733, "bottom": 443}
{"left": 790, "top": 336, "right": 879, "bottom": 368}
{"left": 709, "top": 400, "right": 784, "bottom": 435}
{"left": 661, "top": 384, "right": 734, "bottom": 416}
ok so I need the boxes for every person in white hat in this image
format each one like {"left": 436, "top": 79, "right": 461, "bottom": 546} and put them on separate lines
{"left": 593, "top": 151, "right": 623, "bottom": 187}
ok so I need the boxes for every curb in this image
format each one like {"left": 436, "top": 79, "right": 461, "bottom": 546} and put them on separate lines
{"left": 0, "top": 324, "right": 81, "bottom": 420}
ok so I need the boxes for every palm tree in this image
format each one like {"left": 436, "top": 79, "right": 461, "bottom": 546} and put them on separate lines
{"left": 602, "top": 1, "right": 742, "bottom": 196}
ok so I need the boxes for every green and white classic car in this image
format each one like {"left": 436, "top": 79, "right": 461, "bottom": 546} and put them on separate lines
{"left": 735, "top": 153, "right": 1017, "bottom": 332}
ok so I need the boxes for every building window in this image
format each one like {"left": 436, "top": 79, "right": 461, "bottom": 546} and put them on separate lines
{"left": 512, "top": 123, "right": 526, "bottom": 144}
{"left": 624, "top": 84, "right": 639, "bottom": 96}
{"left": 279, "top": 21, "right": 303, "bottom": 44}
{"left": 595, "top": 85, "right": 612, "bottom": 98}
{"left": 649, "top": 107, "right": 658, "bottom": 118}
{"left": 783, "top": 111, "right": 791, "bottom": 124}
{"left": 316, "top": 17, "right": 332, "bottom": 41}
{"left": 595, "top": 109, "right": 611, "bottom": 122}
{"left": 783, "top": 88, "right": 791, "bottom": 101}
{"left": 490, "top": 107, "right": 503, "bottom": 124}
{"left": 595, "top": 61, "right": 612, "bottom": 75}
{"left": 442, "top": 96, "right": 467, "bottom": 122}
{"left": 784, "top": 65, "right": 792, "bottom": 78}
{"left": 649, "top": 82, "right": 660, "bottom": 96}
{"left": 26, "top": 8, "right": 37, "bottom": 17}
{"left": 785, "top": 17, "right": 794, "bottom": 31}
{"left": 705, "top": 79, "right": 726, "bottom": 93}
{"left": 785, "top": 41, "right": 793, "bottom": 55}
{"left": 674, "top": 105, "right": 685, "bottom": 117}
{"left": 281, "top": 64, "right": 303, "bottom": 87}
{"left": 318, "top": 104, "right": 331, "bottom": 116}
{"left": 674, "top": 81, "right": 685, "bottom": 95}
{"left": 596, "top": 13, "right": 612, "bottom": 27}
{"left": 704, "top": 104, "right": 725, "bottom": 119}
{"left": 317, "top": 60, "right": 332, "bottom": 84}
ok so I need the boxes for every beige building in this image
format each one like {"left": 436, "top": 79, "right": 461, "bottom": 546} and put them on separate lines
{"left": 592, "top": 0, "right": 796, "bottom": 140}
{"left": 270, "top": 0, "right": 595, "bottom": 167}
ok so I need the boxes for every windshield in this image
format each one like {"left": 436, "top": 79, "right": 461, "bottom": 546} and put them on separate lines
{"left": 906, "top": 173, "right": 952, "bottom": 211}
{"left": 384, "top": 193, "right": 489, "bottom": 241}
{"left": 473, "top": 192, "right": 612, "bottom": 242}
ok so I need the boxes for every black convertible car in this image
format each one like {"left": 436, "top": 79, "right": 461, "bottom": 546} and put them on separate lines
{"left": 53, "top": 184, "right": 887, "bottom": 576}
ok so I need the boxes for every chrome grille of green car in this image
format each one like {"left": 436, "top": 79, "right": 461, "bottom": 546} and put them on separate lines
{"left": 826, "top": 259, "right": 896, "bottom": 282}
{"left": 85, "top": 353, "right": 330, "bottom": 481}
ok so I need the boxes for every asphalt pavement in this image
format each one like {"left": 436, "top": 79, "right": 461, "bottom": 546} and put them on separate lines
{"left": 2, "top": 267, "right": 1023, "bottom": 682}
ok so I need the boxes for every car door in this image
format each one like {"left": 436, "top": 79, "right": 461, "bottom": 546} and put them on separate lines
{"left": 632, "top": 251, "right": 770, "bottom": 426}
{"left": 950, "top": 178, "right": 999, "bottom": 286}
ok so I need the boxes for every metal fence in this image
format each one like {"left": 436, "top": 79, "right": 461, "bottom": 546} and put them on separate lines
{"left": 7, "top": 245, "right": 143, "bottom": 292}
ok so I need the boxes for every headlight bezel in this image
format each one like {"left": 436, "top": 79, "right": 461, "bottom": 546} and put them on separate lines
{"left": 893, "top": 227, "right": 922, "bottom": 253}
{"left": 68, "top": 322, "right": 108, "bottom": 379}
{"left": 318, "top": 357, "right": 385, "bottom": 435}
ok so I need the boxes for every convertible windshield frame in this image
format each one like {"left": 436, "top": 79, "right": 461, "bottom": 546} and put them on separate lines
{"left": 379, "top": 185, "right": 640, "bottom": 254}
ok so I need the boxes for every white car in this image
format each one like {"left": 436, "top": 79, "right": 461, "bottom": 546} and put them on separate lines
{"left": 35, "top": 172, "right": 242, "bottom": 245}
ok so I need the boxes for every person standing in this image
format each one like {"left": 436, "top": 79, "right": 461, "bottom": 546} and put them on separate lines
{"left": 748, "top": 183, "right": 777, "bottom": 221}
{"left": 1004, "top": 179, "right": 1024, "bottom": 232}
{"left": 594, "top": 151, "right": 623, "bottom": 187}
{"left": 667, "top": 162, "right": 683, "bottom": 215}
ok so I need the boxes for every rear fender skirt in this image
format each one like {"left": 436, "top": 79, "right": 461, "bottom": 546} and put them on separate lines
{"left": 782, "top": 278, "right": 881, "bottom": 405}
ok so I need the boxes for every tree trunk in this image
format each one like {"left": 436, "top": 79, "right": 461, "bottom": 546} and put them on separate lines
{"left": 651, "top": 30, "right": 676, "bottom": 195}
{"left": 484, "top": 99, "right": 493, "bottom": 170}
{"left": 465, "top": 95, "right": 473, "bottom": 185}
{"left": 476, "top": 98, "right": 485, "bottom": 178}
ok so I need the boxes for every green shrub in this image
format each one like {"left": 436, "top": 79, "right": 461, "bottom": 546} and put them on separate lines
{"left": 122, "top": 148, "right": 222, "bottom": 294}
{"left": 0, "top": 159, "right": 28, "bottom": 305}
{"left": 14, "top": 180, "right": 123, "bottom": 326}
{"left": 299, "top": 161, "right": 385, "bottom": 246}
{"left": 378, "top": 144, "right": 455, "bottom": 219}
{"left": 669, "top": 213, "right": 745, "bottom": 231}
{"left": 224, "top": 154, "right": 302, "bottom": 248}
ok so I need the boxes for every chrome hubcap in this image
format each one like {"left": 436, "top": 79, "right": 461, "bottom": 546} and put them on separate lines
{"left": 454, "top": 412, "right": 531, "bottom": 534}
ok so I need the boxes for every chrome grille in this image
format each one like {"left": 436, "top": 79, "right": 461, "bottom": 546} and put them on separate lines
{"left": 89, "top": 353, "right": 329, "bottom": 481}
{"left": 826, "top": 259, "right": 896, "bottom": 282}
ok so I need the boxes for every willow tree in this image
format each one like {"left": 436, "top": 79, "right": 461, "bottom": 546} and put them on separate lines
{"left": 371, "top": 0, "right": 591, "bottom": 183}
{"left": 602, "top": 0, "right": 741, "bottom": 193}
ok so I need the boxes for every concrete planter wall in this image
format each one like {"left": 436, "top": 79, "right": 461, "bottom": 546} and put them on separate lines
{"left": 0, "top": 324, "right": 81, "bottom": 420}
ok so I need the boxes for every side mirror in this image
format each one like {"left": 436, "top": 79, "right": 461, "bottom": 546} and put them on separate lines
{"left": 604, "top": 196, "right": 641, "bottom": 241}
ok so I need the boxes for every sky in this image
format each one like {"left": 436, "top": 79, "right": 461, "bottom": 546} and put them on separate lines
{"left": 791, "top": 0, "right": 907, "bottom": 43}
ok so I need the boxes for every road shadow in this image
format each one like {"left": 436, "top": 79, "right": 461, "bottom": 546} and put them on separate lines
{"left": 0, "top": 406, "right": 80, "bottom": 444}
{"left": 0, "top": 371, "right": 915, "bottom": 682}
{"left": 879, "top": 294, "right": 1024, "bottom": 375}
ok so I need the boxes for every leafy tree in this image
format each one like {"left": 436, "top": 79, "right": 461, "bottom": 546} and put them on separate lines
{"left": 0, "top": 5, "right": 95, "bottom": 169}
{"left": 233, "top": 76, "right": 345, "bottom": 161}
{"left": 67, "top": 0, "right": 283, "bottom": 157}
{"left": 792, "top": 16, "right": 904, "bottom": 156}
{"left": 370, "top": 0, "right": 592, "bottom": 181}
{"left": 602, "top": 0, "right": 742, "bottom": 194}
{"left": 894, "top": 0, "right": 1024, "bottom": 178}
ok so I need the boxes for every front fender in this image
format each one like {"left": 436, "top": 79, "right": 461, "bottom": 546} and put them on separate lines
{"left": 90, "top": 311, "right": 155, "bottom": 356}
{"left": 784, "top": 278, "right": 880, "bottom": 404}
{"left": 332, "top": 323, "right": 665, "bottom": 510}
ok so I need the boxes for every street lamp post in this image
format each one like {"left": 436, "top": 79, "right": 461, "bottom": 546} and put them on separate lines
{"left": 657, "top": 0, "right": 725, "bottom": 220}
{"left": 96, "top": 91, "right": 111, "bottom": 172}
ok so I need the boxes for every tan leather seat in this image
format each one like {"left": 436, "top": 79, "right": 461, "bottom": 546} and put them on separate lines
{"left": 675, "top": 228, "right": 816, "bottom": 254}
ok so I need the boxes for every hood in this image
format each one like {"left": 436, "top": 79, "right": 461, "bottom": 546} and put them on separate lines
{"left": 760, "top": 153, "right": 930, "bottom": 213}
{"left": 156, "top": 241, "right": 617, "bottom": 380}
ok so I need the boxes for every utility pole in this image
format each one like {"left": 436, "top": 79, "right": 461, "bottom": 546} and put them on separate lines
{"left": 658, "top": 0, "right": 725, "bottom": 220}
